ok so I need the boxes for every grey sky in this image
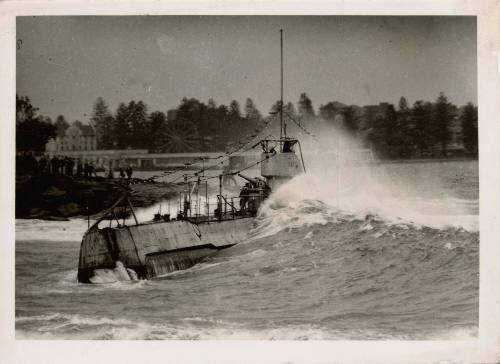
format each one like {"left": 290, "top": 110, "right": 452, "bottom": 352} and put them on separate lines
{"left": 17, "top": 16, "right": 476, "bottom": 123}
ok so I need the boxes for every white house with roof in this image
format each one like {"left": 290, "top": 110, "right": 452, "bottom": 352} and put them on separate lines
{"left": 46, "top": 120, "right": 97, "bottom": 155}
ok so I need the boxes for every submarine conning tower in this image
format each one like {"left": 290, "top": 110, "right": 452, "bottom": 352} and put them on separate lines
{"left": 260, "top": 138, "right": 304, "bottom": 191}
{"left": 258, "top": 30, "right": 306, "bottom": 191}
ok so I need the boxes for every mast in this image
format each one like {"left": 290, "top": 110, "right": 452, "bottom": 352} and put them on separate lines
{"left": 280, "top": 29, "right": 285, "bottom": 142}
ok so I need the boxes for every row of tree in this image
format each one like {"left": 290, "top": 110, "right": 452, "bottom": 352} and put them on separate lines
{"left": 331, "top": 93, "right": 478, "bottom": 158}
{"left": 90, "top": 97, "right": 266, "bottom": 152}
{"left": 16, "top": 92, "right": 478, "bottom": 158}
{"left": 268, "top": 92, "right": 477, "bottom": 158}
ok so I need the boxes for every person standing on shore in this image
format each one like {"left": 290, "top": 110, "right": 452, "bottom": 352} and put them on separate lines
{"left": 125, "top": 166, "right": 133, "bottom": 180}
{"left": 50, "top": 156, "right": 59, "bottom": 175}
{"left": 38, "top": 156, "right": 47, "bottom": 175}
{"left": 89, "top": 163, "right": 96, "bottom": 178}
{"left": 58, "top": 157, "right": 64, "bottom": 175}
{"left": 63, "top": 157, "right": 71, "bottom": 176}
{"left": 68, "top": 158, "right": 75, "bottom": 176}
{"left": 76, "top": 160, "right": 83, "bottom": 177}
{"left": 107, "top": 161, "right": 114, "bottom": 179}
{"left": 83, "top": 162, "right": 89, "bottom": 179}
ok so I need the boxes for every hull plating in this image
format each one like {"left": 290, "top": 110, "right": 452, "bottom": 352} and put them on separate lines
{"left": 78, "top": 218, "right": 253, "bottom": 283}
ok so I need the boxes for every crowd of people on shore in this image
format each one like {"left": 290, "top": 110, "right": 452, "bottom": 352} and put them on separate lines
{"left": 16, "top": 153, "right": 133, "bottom": 180}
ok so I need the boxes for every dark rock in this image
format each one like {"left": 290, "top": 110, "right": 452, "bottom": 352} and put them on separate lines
{"left": 16, "top": 173, "right": 180, "bottom": 220}
{"left": 57, "top": 202, "right": 82, "bottom": 217}
{"left": 28, "top": 208, "right": 52, "bottom": 219}
{"left": 42, "top": 186, "right": 67, "bottom": 198}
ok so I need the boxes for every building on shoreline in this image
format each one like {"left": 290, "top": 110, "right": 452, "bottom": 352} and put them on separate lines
{"left": 43, "top": 149, "right": 261, "bottom": 172}
{"left": 46, "top": 120, "right": 97, "bottom": 154}
{"left": 44, "top": 120, "right": 261, "bottom": 171}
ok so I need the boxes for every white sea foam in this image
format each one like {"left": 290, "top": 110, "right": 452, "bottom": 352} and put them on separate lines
{"left": 304, "top": 231, "right": 313, "bottom": 239}
{"left": 249, "top": 167, "right": 478, "bottom": 240}
{"left": 431, "top": 326, "right": 478, "bottom": 340}
{"left": 89, "top": 261, "right": 137, "bottom": 283}
{"left": 41, "top": 269, "right": 155, "bottom": 295}
{"left": 15, "top": 199, "right": 182, "bottom": 242}
{"left": 56, "top": 269, "right": 78, "bottom": 286}
{"left": 249, "top": 121, "right": 479, "bottom": 236}
{"left": 16, "top": 312, "right": 477, "bottom": 340}
{"left": 16, "top": 218, "right": 89, "bottom": 242}
{"left": 13, "top": 313, "right": 346, "bottom": 340}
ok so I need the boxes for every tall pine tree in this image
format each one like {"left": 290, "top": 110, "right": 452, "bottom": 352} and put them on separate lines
{"left": 114, "top": 103, "right": 130, "bottom": 149}
{"left": 149, "top": 111, "right": 168, "bottom": 152}
{"left": 433, "top": 92, "right": 453, "bottom": 157}
{"left": 410, "top": 100, "right": 434, "bottom": 156}
{"left": 460, "top": 102, "right": 478, "bottom": 156}
{"left": 128, "top": 100, "right": 149, "bottom": 149}
{"left": 90, "top": 97, "right": 114, "bottom": 149}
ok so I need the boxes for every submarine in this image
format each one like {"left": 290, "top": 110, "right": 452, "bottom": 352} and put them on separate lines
{"left": 77, "top": 138, "right": 305, "bottom": 283}
{"left": 77, "top": 30, "right": 307, "bottom": 283}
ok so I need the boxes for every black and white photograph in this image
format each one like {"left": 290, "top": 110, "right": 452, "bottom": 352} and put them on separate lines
{"left": 12, "top": 13, "right": 483, "bottom": 343}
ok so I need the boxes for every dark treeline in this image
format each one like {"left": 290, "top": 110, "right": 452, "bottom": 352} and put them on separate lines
{"left": 337, "top": 93, "right": 479, "bottom": 159}
{"left": 16, "top": 95, "right": 57, "bottom": 153}
{"left": 16, "top": 92, "right": 478, "bottom": 159}
{"left": 91, "top": 97, "right": 265, "bottom": 153}
{"left": 263, "top": 92, "right": 477, "bottom": 159}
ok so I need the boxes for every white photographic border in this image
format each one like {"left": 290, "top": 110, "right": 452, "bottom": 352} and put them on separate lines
{"left": 1, "top": 1, "right": 499, "bottom": 363}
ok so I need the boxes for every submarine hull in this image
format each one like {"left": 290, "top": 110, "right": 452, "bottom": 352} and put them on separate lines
{"left": 78, "top": 218, "right": 253, "bottom": 283}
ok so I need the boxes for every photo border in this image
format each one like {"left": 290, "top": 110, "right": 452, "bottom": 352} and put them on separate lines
{"left": 1, "top": 1, "right": 499, "bottom": 363}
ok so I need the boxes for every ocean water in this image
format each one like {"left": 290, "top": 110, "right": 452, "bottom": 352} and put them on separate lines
{"left": 15, "top": 160, "right": 479, "bottom": 340}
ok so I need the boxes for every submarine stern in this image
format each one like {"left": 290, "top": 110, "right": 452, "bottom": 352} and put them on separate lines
{"left": 77, "top": 218, "right": 253, "bottom": 283}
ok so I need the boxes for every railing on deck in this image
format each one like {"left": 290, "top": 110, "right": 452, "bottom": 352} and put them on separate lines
{"left": 94, "top": 188, "right": 267, "bottom": 230}
{"left": 184, "top": 192, "right": 266, "bottom": 224}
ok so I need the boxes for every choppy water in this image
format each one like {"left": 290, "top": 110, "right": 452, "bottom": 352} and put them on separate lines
{"left": 15, "top": 160, "right": 479, "bottom": 340}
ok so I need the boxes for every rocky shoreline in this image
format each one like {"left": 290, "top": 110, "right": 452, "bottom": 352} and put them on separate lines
{"left": 16, "top": 174, "right": 180, "bottom": 220}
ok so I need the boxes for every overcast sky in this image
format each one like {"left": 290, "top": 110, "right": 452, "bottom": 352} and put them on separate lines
{"left": 17, "top": 16, "right": 476, "bottom": 123}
